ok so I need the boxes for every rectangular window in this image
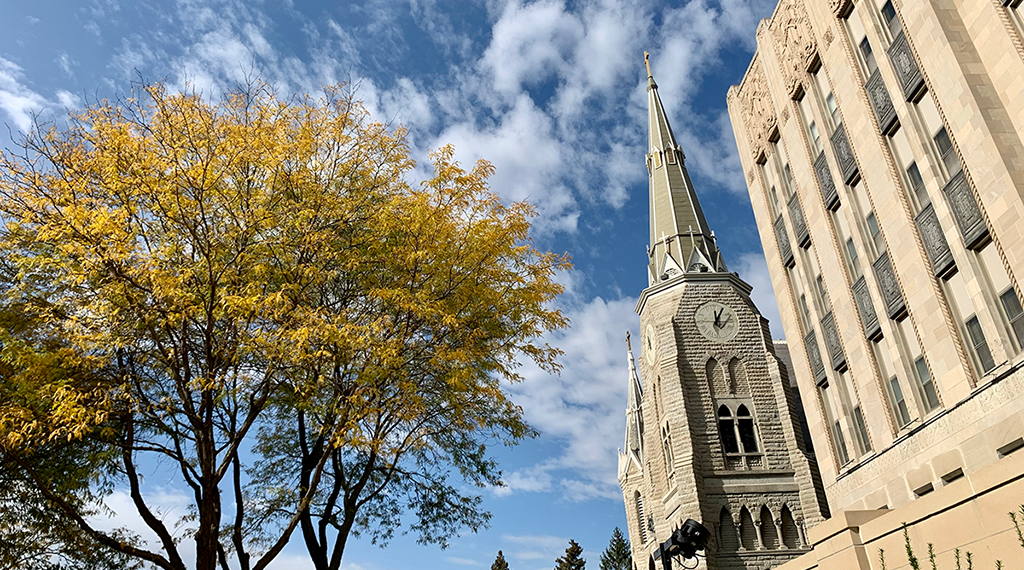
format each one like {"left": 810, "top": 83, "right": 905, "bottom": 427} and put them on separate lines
{"left": 915, "top": 356, "right": 941, "bottom": 412}
{"left": 826, "top": 93, "right": 841, "bottom": 129}
{"left": 810, "top": 121, "right": 823, "bottom": 154}
{"left": 866, "top": 212, "right": 885, "bottom": 256}
{"left": 816, "top": 274, "right": 830, "bottom": 309}
{"left": 845, "top": 238, "right": 863, "bottom": 279}
{"left": 820, "top": 384, "right": 851, "bottom": 466}
{"left": 906, "top": 162, "right": 930, "bottom": 209}
{"left": 853, "top": 405, "right": 872, "bottom": 453}
{"left": 1000, "top": 289, "right": 1024, "bottom": 349}
{"left": 784, "top": 164, "right": 795, "bottom": 197}
{"left": 800, "top": 294, "right": 814, "bottom": 330}
{"left": 881, "top": 1, "right": 902, "bottom": 38}
{"left": 771, "top": 186, "right": 782, "bottom": 218}
{"left": 859, "top": 37, "right": 878, "bottom": 74}
{"left": 933, "top": 127, "right": 962, "bottom": 177}
{"left": 890, "top": 376, "right": 912, "bottom": 427}
{"left": 966, "top": 315, "right": 997, "bottom": 373}
{"left": 666, "top": 149, "right": 676, "bottom": 164}
{"left": 653, "top": 151, "right": 662, "bottom": 168}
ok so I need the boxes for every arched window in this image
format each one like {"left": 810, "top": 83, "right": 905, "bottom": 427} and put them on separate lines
{"left": 706, "top": 358, "right": 727, "bottom": 394}
{"left": 737, "top": 405, "right": 759, "bottom": 453}
{"left": 662, "top": 422, "right": 674, "bottom": 473}
{"left": 719, "top": 507, "right": 739, "bottom": 552}
{"left": 740, "top": 507, "right": 758, "bottom": 551}
{"left": 635, "top": 492, "right": 648, "bottom": 543}
{"left": 781, "top": 505, "right": 800, "bottom": 548}
{"left": 728, "top": 357, "right": 748, "bottom": 394}
{"left": 760, "top": 505, "right": 779, "bottom": 549}
{"left": 718, "top": 405, "right": 739, "bottom": 454}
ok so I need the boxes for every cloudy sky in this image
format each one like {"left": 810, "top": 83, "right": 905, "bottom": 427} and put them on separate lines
{"left": 0, "top": 0, "right": 782, "bottom": 568}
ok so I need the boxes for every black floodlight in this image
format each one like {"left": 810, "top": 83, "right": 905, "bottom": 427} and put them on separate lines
{"left": 672, "top": 519, "right": 710, "bottom": 559}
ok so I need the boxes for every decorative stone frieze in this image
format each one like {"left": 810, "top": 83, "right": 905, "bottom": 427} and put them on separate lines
{"left": 830, "top": 123, "right": 859, "bottom": 185}
{"left": 770, "top": 0, "right": 818, "bottom": 98}
{"left": 865, "top": 69, "right": 898, "bottom": 134}
{"left": 830, "top": 0, "right": 851, "bottom": 17}
{"left": 886, "top": 32, "right": 926, "bottom": 101}
{"left": 813, "top": 151, "right": 840, "bottom": 210}
{"left": 782, "top": 106, "right": 791, "bottom": 125}
{"left": 804, "top": 329, "right": 828, "bottom": 385}
{"left": 915, "top": 203, "right": 957, "bottom": 278}
{"left": 852, "top": 276, "right": 882, "bottom": 341}
{"left": 738, "top": 58, "right": 779, "bottom": 163}
{"left": 821, "top": 311, "right": 846, "bottom": 372}
{"left": 871, "top": 251, "right": 907, "bottom": 320}
{"left": 788, "top": 193, "right": 811, "bottom": 248}
{"left": 775, "top": 215, "right": 796, "bottom": 268}
{"left": 823, "top": 28, "right": 834, "bottom": 48}
{"left": 942, "top": 170, "right": 990, "bottom": 250}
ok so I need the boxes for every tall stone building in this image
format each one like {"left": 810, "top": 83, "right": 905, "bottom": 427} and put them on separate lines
{"left": 726, "top": 0, "right": 1024, "bottom": 568}
{"left": 617, "top": 58, "right": 829, "bottom": 570}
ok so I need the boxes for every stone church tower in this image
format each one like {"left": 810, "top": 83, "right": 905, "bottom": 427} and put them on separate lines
{"left": 618, "top": 57, "right": 829, "bottom": 570}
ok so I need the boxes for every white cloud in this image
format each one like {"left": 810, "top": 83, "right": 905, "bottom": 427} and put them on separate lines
{"left": 445, "top": 556, "right": 485, "bottom": 566}
{"left": 0, "top": 58, "right": 48, "bottom": 132}
{"left": 734, "top": 251, "right": 785, "bottom": 339}
{"left": 504, "top": 293, "right": 639, "bottom": 501}
{"left": 502, "top": 533, "right": 569, "bottom": 561}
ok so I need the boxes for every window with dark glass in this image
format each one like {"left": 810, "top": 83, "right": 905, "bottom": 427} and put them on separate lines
{"left": 816, "top": 274, "right": 830, "bottom": 308}
{"left": 800, "top": 294, "right": 813, "bottom": 330}
{"left": 999, "top": 288, "right": 1024, "bottom": 348}
{"left": 833, "top": 420, "right": 851, "bottom": 465}
{"left": 826, "top": 93, "right": 841, "bottom": 129}
{"left": 915, "top": 356, "right": 941, "bottom": 412}
{"left": 866, "top": 212, "right": 885, "bottom": 255}
{"left": 737, "top": 405, "right": 759, "bottom": 453}
{"left": 890, "top": 376, "right": 912, "bottom": 427}
{"left": 784, "top": 164, "right": 795, "bottom": 196}
{"left": 718, "top": 405, "right": 740, "bottom": 454}
{"left": 810, "top": 121, "right": 822, "bottom": 153}
{"left": 965, "top": 316, "right": 996, "bottom": 373}
{"left": 771, "top": 186, "right": 782, "bottom": 217}
{"left": 859, "top": 37, "right": 878, "bottom": 73}
{"left": 881, "top": 1, "right": 901, "bottom": 38}
{"left": 933, "top": 127, "right": 962, "bottom": 176}
{"left": 853, "top": 405, "right": 871, "bottom": 453}
{"left": 845, "top": 238, "right": 863, "bottom": 278}
{"left": 906, "top": 162, "right": 929, "bottom": 209}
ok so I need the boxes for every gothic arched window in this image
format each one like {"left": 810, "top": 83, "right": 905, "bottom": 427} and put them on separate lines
{"left": 737, "top": 405, "right": 759, "bottom": 453}
{"left": 728, "top": 357, "right": 748, "bottom": 394}
{"left": 706, "top": 358, "right": 727, "bottom": 394}
{"left": 718, "top": 405, "right": 739, "bottom": 454}
{"left": 635, "top": 492, "right": 648, "bottom": 543}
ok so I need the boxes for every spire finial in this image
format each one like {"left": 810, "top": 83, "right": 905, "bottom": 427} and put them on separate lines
{"left": 626, "top": 331, "right": 632, "bottom": 352}
{"left": 644, "top": 51, "right": 652, "bottom": 78}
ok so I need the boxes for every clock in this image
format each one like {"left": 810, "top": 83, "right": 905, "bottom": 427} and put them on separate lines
{"left": 695, "top": 301, "right": 739, "bottom": 342}
{"left": 644, "top": 324, "right": 657, "bottom": 365}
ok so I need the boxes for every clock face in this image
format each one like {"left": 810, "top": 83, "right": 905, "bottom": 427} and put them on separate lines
{"left": 695, "top": 301, "right": 739, "bottom": 342}
{"left": 644, "top": 324, "right": 657, "bottom": 365}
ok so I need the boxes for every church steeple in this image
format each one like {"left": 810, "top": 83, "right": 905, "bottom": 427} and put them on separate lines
{"left": 644, "top": 52, "right": 725, "bottom": 285}
{"left": 622, "top": 331, "right": 644, "bottom": 471}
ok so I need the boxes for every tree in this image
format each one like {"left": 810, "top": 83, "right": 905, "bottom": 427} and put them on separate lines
{"left": 555, "top": 539, "right": 586, "bottom": 570}
{"left": 492, "top": 550, "right": 511, "bottom": 570}
{"left": 0, "top": 80, "right": 569, "bottom": 570}
{"left": 598, "top": 528, "right": 630, "bottom": 570}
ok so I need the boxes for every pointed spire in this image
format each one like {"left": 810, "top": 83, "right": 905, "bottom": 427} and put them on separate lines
{"left": 644, "top": 52, "right": 725, "bottom": 285}
{"left": 624, "top": 332, "right": 644, "bottom": 469}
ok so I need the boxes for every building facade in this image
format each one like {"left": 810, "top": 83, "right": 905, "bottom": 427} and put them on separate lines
{"left": 617, "top": 60, "right": 829, "bottom": 570}
{"left": 727, "top": 0, "right": 1024, "bottom": 568}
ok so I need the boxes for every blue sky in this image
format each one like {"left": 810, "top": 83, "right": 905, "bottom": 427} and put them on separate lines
{"left": 0, "top": 0, "right": 783, "bottom": 568}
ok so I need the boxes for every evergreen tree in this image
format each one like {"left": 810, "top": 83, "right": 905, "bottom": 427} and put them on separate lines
{"left": 555, "top": 539, "right": 586, "bottom": 570}
{"left": 599, "top": 528, "right": 631, "bottom": 570}
{"left": 492, "top": 550, "right": 510, "bottom": 570}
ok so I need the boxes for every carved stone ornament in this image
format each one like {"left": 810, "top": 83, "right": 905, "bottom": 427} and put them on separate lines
{"left": 821, "top": 311, "right": 846, "bottom": 372}
{"left": 804, "top": 329, "right": 827, "bottom": 385}
{"left": 942, "top": 170, "right": 990, "bottom": 250}
{"left": 814, "top": 150, "right": 840, "bottom": 210}
{"left": 852, "top": 276, "right": 881, "bottom": 340}
{"left": 866, "top": 69, "right": 898, "bottom": 134}
{"left": 748, "top": 168, "right": 755, "bottom": 183}
{"left": 739, "top": 57, "right": 779, "bottom": 163}
{"left": 887, "top": 31, "right": 926, "bottom": 101}
{"left": 830, "top": 123, "right": 859, "bottom": 185}
{"left": 788, "top": 193, "right": 810, "bottom": 248}
{"left": 915, "top": 203, "right": 956, "bottom": 278}
{"left": 830, "top": 0, "right": 852, "bottom": 17}
{"left": 871, "top": 251, "right": 907, "bottom": 320}
{"left": 823, "top": 28, "right": 834, "bottom": 48}
{"left": 781, "top": 106, "right": 791, "bottom": 125}
{"left": 775, "top": 215, "right": 795, "bottom": 268}
{"left": 770, "top": 0, "right": 818, "bottom": 98}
